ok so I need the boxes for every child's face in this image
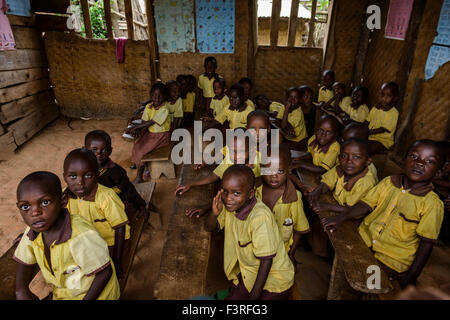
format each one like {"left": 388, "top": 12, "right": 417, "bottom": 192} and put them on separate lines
{"left": 247, "top": 116, "right": 270, "bottom": 144}
{"left": 205, "top": 61, "right": 216, "bottom": 75}
{"left": 316, "top": 120, "right": 338, "bottom": 146}
{"left": 187, "top": 79, "right": 196, "bottom": 92}
{"left": 17, "top": 183, "right": 61, "bottom": 233}
{"left": 179, "top": 79, "right": 188, "bottom": 94}
{"left": 333, "top": 84, "right": 345, "bottom": 97}
{"left": 151, "top": 88, "right": 164, "bottom": 107}
{"left": 168, "top": 84, "right": 180, "bottom": 100}
{"left": 221, "top": 175, "right": 254, "bottom": 212}
{"left": 261, "top": 155, "right": 289, "bottom": 189}
{"left": 380, "top": 85, "right": 396, "bottom": 107}
{"left": 405, "top": 143, "right": 442, "bottom": 183}
{"left": 241, "top": 82, "right": 251, "bottom": 99}
{"left": 322, "top": 73, "right": 334, "bottom": 88}
{"left": 301, "top": 90, "right": 312, "bottom": 106}
{"left": 339, "top": 143, "right": 370, "bottom": 176}
{"left": 286, "top": 90, "right": 300, "bottom": 107}
{"left": 351, "top": 89, "right": 364, "bottom": 106}
{"left": 85, "top": 138, "right": 112, "bottom": 167}
{"left": 230, "top": 89, "right": 243, "bottom": 108}
{"left": 213, "top": 82, "right": 224, "bottom": 96}
{"left": 255, "top": 97, "right": 270, "bottom": 110}
{"left": 63, "top": 158, "right": 98, "bottom": 198}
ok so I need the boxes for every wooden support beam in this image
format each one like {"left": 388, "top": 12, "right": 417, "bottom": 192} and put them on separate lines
{"left": 287, "top": 0, "right": 300, "bottom": 47}
{"left": 104, "top": 0, "right": 113, "bottom": 39}
{"left": 247, "top": 0, "right": 257, "bottom": 80}
{"left": 307, "top": 0, "right": 318, "bottom": 47}
{"left": 145, "top": 0, "right": 159, "bottom": 82}
{"left": 270, "top": 0, "right": 281, "bottom": 46}
{"left": 124, "top": 0, "right": 135, "bottom": 40}
{"left": 80, "top": 0, "right": 93, "bottom": 38}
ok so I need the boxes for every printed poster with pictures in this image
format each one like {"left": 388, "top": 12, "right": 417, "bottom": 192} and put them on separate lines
{"left": 0, "top": 0, "right": 15, "bottom": 51}
{"left": 153, "top": 0, "right": 195, "bottom": 53}
{"left": 384, "top": 0, "right": 414, "bottom": 40}
{"left": 196, "top": 0, "right": 235, "bottom": 54}
{"left": 4, "top": 0, "right": 30, "bottom": 17}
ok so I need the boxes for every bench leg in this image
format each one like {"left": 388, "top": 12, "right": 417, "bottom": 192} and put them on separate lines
{"left": 149, "top": 161, "right": 176, "bottom": 180}
{"left": 327, "top": 256, "right": 361, "bottom": 300}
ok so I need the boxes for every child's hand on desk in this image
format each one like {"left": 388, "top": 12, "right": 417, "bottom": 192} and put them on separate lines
{"left": 185, "top": 206, "right": 209, "bottom": 219}
{"left": 320, "top": 215, "right": 345, "bottom": 233}
{"left": 212, "top": 189, "right": 224, "bottom": 217}
{"left": 174, "top": 184, "right": 191, "bottom": 196}
{"left": 193, "top": 162, "right": 207, "bottom": 170}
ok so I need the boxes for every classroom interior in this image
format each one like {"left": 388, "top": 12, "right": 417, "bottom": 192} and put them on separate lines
{"left": 0, "top": 0, "right": 449, "bottom": 300}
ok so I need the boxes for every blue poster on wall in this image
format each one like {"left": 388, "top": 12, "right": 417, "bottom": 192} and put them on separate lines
{"left": 196, "top": 0, "right": 235, "bottom": 54}
{"left": 5, "top": 0, "right": 30, "bottom": 17}
{"left": 433, "top": 0, "right": 450, "bottom": 46}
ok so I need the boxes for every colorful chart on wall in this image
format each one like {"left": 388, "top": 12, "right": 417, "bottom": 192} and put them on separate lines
{"left": 0, "top": 8, "right": 15, "bottom": 51}
{"left": 4, "top": 0, "right": 30, "bottom": 17}
{"left": 433, "top": 0, "right": 450, "bottom": 46}
{"left": 196, "top": 0, "right": 235, "bottom": 54}
{"left": 153, "top": 0, "right": 195, "bottom": 53}
{"left": 384, "top": 0, "right": 414, "bottom": 40}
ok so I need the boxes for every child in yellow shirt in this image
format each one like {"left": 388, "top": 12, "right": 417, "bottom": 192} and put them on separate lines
{"left": 239, "top": 77, "right": 255, "bottom": 109}
{"left": 201, "top": 78, "right": 229, "bottom": 129}
{"left": 365, "top": 82, "right": 399, "bottom": 154}
{"left": 63, "top": 149, "right": 131, "bottom": 277}
{"left": 307, "top": 138, "right": 377, "bottom": 212}
{"left": 254, "top": 94, "right": 284, "bottom": 119}
{"left": 14, "top": 171, "right": 120, "bottom": 300}
{"left": 215, "top": 84, "right": 254, "bottom": 130}
{"left": 317, "top": 69, "right": 335, "bottom": 107}
{"left": 166, "top": 80, "right": 183, "bottom": 130}
{"left": 205, "top": 165, "right": 295, "bottom": 300}
{"left": 198, "top": 56, "right": 221, "bottom": 112}
{"left": 256, "top": 145, "right": 310, "bottom": 262}
{"left": 298, "top": 85, "right": 316, "bottom": 138}
{"left": 340, "top": 86, "right": 370, "bottom": 124}
{"left": 322, "top": 140, "right": 445, "bottom": 288}
{"left": 177, "top": 74, "right": 195, "bottom": 127}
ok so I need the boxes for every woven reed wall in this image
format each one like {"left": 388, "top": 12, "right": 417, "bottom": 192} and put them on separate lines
{"left": 254, "top": 47, "right": 323, "bottom": 102}
{"left": 44, "top": 32, "right": 151, "bottom": 119}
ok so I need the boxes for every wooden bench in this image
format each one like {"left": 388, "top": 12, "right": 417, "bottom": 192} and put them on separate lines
{"left": 153, "top": 164, "right": 215, "bottom": 299}
{"left": 141, "top": 141, "right": 176, "bottom": 180}
{"left": 296, "top": 169, "right": 401, "bottom": 299}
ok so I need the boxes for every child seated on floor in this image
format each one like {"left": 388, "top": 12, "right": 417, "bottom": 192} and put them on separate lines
{"left": 125, "top": 82, "right": 171, "bottom": 183}
{"left": 254, "top": 94, "right": 284, "bottom": 118}
{"left": 317, "top": 69, "right": 335, "bottom": 108}
{"left": 14, "top": 171, "right": 120, "bottom": 300}
{"left": 306, "top": 138, "right": 377, "bottom": 213}
{"left": 365, "top": 82, "right": 400, "bottom": 155}
{"left": 322, "top": 140, "right": 445, "bottom": 288}
{"left": 293, "top": 115, "right": 340, "bottom": 174}
{"left": 198, "top": 56, "right": 221, "bottom": 112}
{"left": 298, "top": 85, "right": 316, "bottom": 138}
{"left": 84, "top": 130, "right": 147, "bottom": 220}
{"left": 276, "top": 87, "right": 308, "bottom": 151}
{"left": 177, "top": 74, "right": 195, "bottom": 127}
{"left": 256, "top": 145, "right": 310, "bottom": 264}
{"left": 201, "top": 78, "right": 229, "bottom": 126}
{"left": 166, "top": 80, "right": 183, "bottom": 130}
{"left": 339, "top": 86, "right": 370, "bottom": 124}
{"left": 63, "top": 149, "right": 131, "bottom": 277}
{"left": 433, "top": 141, "right": 450, "bottom": 244}
{"left": 205, "top": 165, "right": 295, "bottom": 300}
{"left": 239, "top": 77, "right": 255, "bottom": 109}
{"left": 322, "top": 82, "right": 351, "bottom": 117}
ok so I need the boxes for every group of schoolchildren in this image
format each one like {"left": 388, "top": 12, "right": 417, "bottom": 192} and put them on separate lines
{"left": 11, "top": 56, "right": 449, "bottom": 300}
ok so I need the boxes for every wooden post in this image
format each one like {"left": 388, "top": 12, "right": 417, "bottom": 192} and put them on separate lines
{"left": 287, "top": 0, "right": 299, "bottom": 47}
{"left": 104, "top": 0, "right": 113, "bottom": 39}
{"left": 270, "top": 0, "right": 281, "bottom": 46}
{"left": 247, "top": 0, "right": 257, "bottom": 80}
{"left": 307, "top": 0, "right": 318, "bottom": 47}
{"left": 124, "top": 0, "right": 135, "bottom": 40}
{"left": 145, "top": 0, "right": 159, "bottom": 82}
{"left": 80, "top": 0, "right": 93, "bottom": 38}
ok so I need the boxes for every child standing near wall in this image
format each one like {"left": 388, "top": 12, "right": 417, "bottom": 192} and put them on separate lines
{"left": 198, "top": 56, "right": 221, "bottom": 113}
{"left": 166, "top": 80, "right": 183, "bottom": 130}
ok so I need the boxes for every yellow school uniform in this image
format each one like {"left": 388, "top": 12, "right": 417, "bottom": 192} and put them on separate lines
{"left": 318, "top": 86, "right": 334, "bottom": 106}
{"left": 276, "top": 107, "right": 307, "bottom": 142}
{"left": 367, "top": 106, "right": 399, "bottom": 149}
{"left": 217, "top": 198, "right": 295, "bottom": 293}
{"left": 358, "top": 175, "right": 444, "bottom": 272}
{"left": 246, "top": 99, "right": 255, "bottom": 109}
{"left": 66, "top": 184, "right": 131, "bottom": 246}
{"left": 255, "top": 179, "right": 310, "bottom": 252}
{"left": 269, "top": 102, "right": 285, "bottom": 116}
{"left": 307, "top": 135, "right": 341, "bottom": 170}
{"left": 182, "top": 92, "right": 195, "bottom": 113}
{"left": 14, "top": 211, "right": 120, "bottom": 300}
{"left": 321, "top": 165, "right": 377, "bottom": 206}
{"left": 216, "top": 104, "right": 254, "bottom": 129}
{"left": 167, "top": 97, "right": 184, "bottom": 122}
{"left": 210, "top": 95, "right": 230, "bottom": 119}
{"left": 141, "top": 103, "right": 171, "bottom": 133}
{"left": 198, "top": 74, "right": 221, "bottom": 98}
{"left": 340, "top": 102, "right": 370, "bottom": 123}
{"left": 369, "top": 163, "right": 379, "bottom": 183}
{"left": 213, "top": 146, "right": 261, "bottom": 178}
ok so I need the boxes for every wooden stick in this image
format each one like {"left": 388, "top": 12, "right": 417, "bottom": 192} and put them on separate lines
{"left": 80, "top": 0, "right": 93, "bottom": 38}
{"left": 124, "top": 0, "right": 134, "bottom": 40}
{"left": 287, "top": 0, "right": 299, "bottom": 47}
{"left": 104, "top": 0, "right": 113, "bottom": 39}
{"left": 247, "top": 0, "right": 256, "bottom": 79}
{"left": 270, "top": 0, "right": 281, "bottom": 46}
{"left": 145, "top": 0, "right": 159, "bottom": 82}
{"left": 307, "top": 0, "right": 318, "bottom": 47}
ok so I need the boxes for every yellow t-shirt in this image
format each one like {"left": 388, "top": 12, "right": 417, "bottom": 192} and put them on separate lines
{"left": 307, "top": 135, "right": 341, "bottom": 170}
{"left": 182, "top": 92, "right": 195, "bottom": 113}
{"left": 141, "top": 103, "right": 171, "bottom": 133}
{"left": 340, "top": 102, "right": 370, "bottom": 123}
{"left": 367, "top": 106, "right": 399, "bottom": 149}
{"left": 269, "top": 102, "right": 285, "bottom": 117}
{"left": 210, "top": 95, "right": 230, "bottom": 119}
{"left": 217, "top": 199, "right": 295, "bottom": 293}
{"left": 66, "top": 184, "right": 131, "bottom": 246}
{"left": 358, "top": 175, "right": 444, "bottom": 272}
{"left": 369, "top": 163, "right": 379, "bottom": 183}
{"left": 246, "top": 99, "right": 255, "bottom": 109}
{"left": 216, "top": 104, "right": 254, "bottom": 130}
{"left": 213, "top": 147, "right": 261, "bottom": 178}
{"left": 321, "top": 166, "right": 377, "bottom": 206}
{"left": 318, "top": 86, "right": 335, "bottom": 106}
{"left": 14, "top": 212, "right": 120, "bottom": 300}
{"left": 167, "top": 97, "right": 184, "bottom": 122}
{"left": 255, "top": 181, "right": 310, "bottom": 252}
{"left": 276, "top": 107, "right": 308, "bottom": 142}
{"left": 198, "top": 74, "right": 221, "bottom": 98}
